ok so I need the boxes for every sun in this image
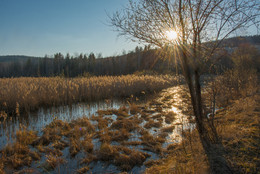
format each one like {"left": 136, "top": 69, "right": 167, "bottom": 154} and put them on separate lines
{"left": 166, "top": 30, "right": 178, "bottom": 41}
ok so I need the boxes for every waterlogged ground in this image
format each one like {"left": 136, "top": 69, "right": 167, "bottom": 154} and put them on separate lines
{"left": 0, "top": 99, "right": 125, "bottom": 150}
{"left": 0, "top": 86, "right": 195, "bottom": 174}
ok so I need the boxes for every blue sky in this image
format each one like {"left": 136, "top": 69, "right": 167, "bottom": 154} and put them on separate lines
{"left": 0, "top": 0, "right": 258, "bottom": 57}
{"left": 0, "top": 0, "right": 139, "bottom": 57}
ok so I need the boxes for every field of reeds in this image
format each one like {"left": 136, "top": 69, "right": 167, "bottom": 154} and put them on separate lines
{"left": 0, "top": 75, "right": 178, "bottom": 117}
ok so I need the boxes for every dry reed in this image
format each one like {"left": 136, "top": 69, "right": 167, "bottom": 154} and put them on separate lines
{"left": 0, "top": 75, "right": 176, "bottom": 116}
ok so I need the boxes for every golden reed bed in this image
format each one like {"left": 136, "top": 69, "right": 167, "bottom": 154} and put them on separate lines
{"left": 0, "top": 75, "right": 177, "bottom": 116}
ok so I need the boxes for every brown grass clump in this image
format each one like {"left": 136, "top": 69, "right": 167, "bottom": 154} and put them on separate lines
{"left": 111, "top": 129, "right": 131, "bottom": 142}
{"left": 91, "top": 115, "right": 109, "bottom": 130}
{"left": 1, "top": 142, "right": 36, "bottom": 170}
{"left": 128, "top": 114, "right": 143, "bottom": 124}
{"left": 81, "top": 138, "right": 94, "bottom": 153}
{"left": 121, "top": 141, "right": 142, "bottom": 146}
{"left": 69, "top": 138, "right": 81, "bottom": 157}
{"left": 115, "top": 106, "right": 129, "bottom": 118}
{"left": 118, "top": 105, "right": 129, "bottom": 113}
{"left": 80, "top": 154, "right": 97, "bottom": 165}
{"left": 32, "top": 128, "right": 59, "bottom": 146}
{"left": 151, "top": 113, "right": 163, "bottom": 121}
{"left": 97, "top": 129, "right": 112, "bottom": 143}
{"left": 114, "top": 147, "right": 151, "bottom": 171}
{"left": 110, "top": 118, "right": 139, "bottom": 132}
{"left": 44, "top": 153, "right": 66, "bottom": 170}
{"left": 129, "top": 103, "right": 140, "bottom": 115}
{"left": 144, "top": 159, "right": 162, "bottom": 167}
{"left": 144, "top": 119, "right": 162, "bottom": 129}
{"left": 43, "top": 147, "right": 63, "bottom": 157}
{"left": 129, "top": 150, "right": 151, "bottom": 166}
{"left": 0, "top": 159, "right": 5, "bottom": 174}
{"left": 140, "top": 112, "right": 150, "bottom": 121}
{"left": 16, "top": 129, "right": 38, "bottom": 145}
{"left": 114, "top": 145, "right": 133, "bottom": 155}
{"left": 71, "top": 117, "right": 95, "bottom": 133}
{"left": 77, "top": 166, "right": 90, "bottom": 174}
{"left": 97, "top": 143, "right": 119, "bottom": 161}
{"left": 140, "top": 131, "right": 165, "bottom": 154}
{"left": 29, "top": 151, "right": 41, "bottom": 161}
{"left": 114, "top": 154, "right": 133, "bottom": 171}
{"left": 161, "top": 125, "right": 175, "bottom": 133}
{"left": 164, "top": 111, "right": 177, "bottom": 124}
{"left": 52, "top": 140, "right": 69, "bottom": 150}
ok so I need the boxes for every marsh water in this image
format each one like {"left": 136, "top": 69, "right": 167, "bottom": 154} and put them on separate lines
{"left": 0, "top": 86, "right": 195, "bottom": 173}
{"left": 0, "top": 99, "right": 125, "bottom": 149}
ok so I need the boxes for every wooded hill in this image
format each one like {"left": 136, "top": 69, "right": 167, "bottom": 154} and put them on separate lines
{"left": 0, "top": 35, "right": 259, "bottom": 78}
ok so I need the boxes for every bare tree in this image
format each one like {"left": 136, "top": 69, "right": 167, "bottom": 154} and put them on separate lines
{"left": 109, "top": 0, "right": 259, "bottom": 173}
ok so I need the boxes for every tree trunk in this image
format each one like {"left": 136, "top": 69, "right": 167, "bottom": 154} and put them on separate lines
{"left": 180, "top": 48, "right": 233, "bottom": 173}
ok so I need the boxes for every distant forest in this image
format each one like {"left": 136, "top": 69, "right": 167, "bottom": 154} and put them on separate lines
{"left": 0, "top": 35, "right": 259, "bottom": 78}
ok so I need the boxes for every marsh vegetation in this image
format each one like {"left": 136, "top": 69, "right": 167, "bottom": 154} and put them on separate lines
{"left": 0, "top": 85, "right": 194, "bottom": 173}
{"left": 0, "top": 74, "right": 177, "bottom": 118}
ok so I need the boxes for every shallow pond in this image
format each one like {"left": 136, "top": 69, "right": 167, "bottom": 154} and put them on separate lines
{"left": 0, "top": 86, "right": 195, "bottom": 174}
{"left": 0, "top": 99, "right": 126, "bottom": 149}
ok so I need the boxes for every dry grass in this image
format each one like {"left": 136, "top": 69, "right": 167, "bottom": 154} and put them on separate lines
{"left": 110, "top": 118, "right": 140, "bottom": 132}
{"left": 114, "top": 149, "right": 150, "bottom": 171}
{"left": 145, "top": 92, "right": 260, "bottom": 174}
{"left": 44, "top": 153, "right": 66, "bottom": 170}
{"left": 0, "top": 75, "right": 176, "bottom": 116}
{"left": 97, "top": 143, "right": 119, "bottom": 161}
{"left": 164, "top": 111, "right": 177, "bottom": 124}
{"left": 77, "top": 166, "right": 90, "bottom": 174}
{"left": 144, "top": 119, "right": 162, "bottom": 129}
{"left": 161, "top": 125, "right": 175, "bottom": 133}
{"left": 110, "top": 128, "right": 131, "bottom": 142}
{"left": 129, "top": 103, "right": 140, "bottom": 114}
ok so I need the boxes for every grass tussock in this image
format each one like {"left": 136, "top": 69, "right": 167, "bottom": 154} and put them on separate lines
{"left": 0, "top": 75, "right": 176, "bottom": 117}
{"left": 77, "top": 166, "right": 90, "bottom": 174}
{"left": 0, "top": 160, "right": 4, "bottom": 174}
{"left": 111, "top": 128, "right": 131, "bottom": 142}
{"left": 97, "top": 129, "right": 112, "bottom": 143}
{"left": 140, "top": 130, "right": 165, "bottom": 154}
{"left": 97, "top": 143, "right": 119, "bottom": 161}
{"left": 164, "top": 111, "right": 177, "bottom": 124}
{"left": 161, "top": 125, "right": 175, "bottom": 133}
{"left": 81, "top": 138, "right": 94, "bottom": 153}
{"left": 44, "top": 153, "right": 66, "bottom": 170}
{"left": 144, "top": 119, "right": 162, "bottom": 129}
{"left": 80, "top": 154, "right": 97, "bottom": 165}
{"left": 114, "top": 150, "right": 150, "bottom": 171}
{"left": 69, "top": 138, "right": 81, "bottom": 157}
{"left": 129, "top": 103, "right": 140, "bottom": 114}
{"left": 16, "top": 128, "right": 38, "bottom": 145}
{"left": 110, "top": 118, "right": 139, "bottom": 132}
{"left": 2, "top": 142, "right": 34, "bottom": 169}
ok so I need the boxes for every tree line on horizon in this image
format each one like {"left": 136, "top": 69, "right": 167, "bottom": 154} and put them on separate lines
{"left": 0, "top": 46, "right": 180, "bottom": 78}
{"left": 0, "top": 35, "right": 259, "bottom": 78}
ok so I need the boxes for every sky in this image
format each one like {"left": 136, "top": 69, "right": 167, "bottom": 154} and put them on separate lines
{"left": 0, "top": 0, "right": 140, "bottom": 57}
{"left": 0, "top": 0, "right": 259, "bottom": 58}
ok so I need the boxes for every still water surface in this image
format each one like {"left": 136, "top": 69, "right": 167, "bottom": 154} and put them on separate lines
{"left": 0, "top": 86, "right": 195, "bottom": 173}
